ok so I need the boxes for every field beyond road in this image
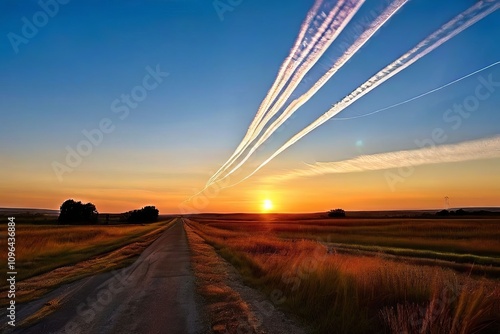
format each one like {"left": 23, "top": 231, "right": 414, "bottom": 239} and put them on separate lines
{"left": 187, "top": 213, "right": 500, "bottom": 333}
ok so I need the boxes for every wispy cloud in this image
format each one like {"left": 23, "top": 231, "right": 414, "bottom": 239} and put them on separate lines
{"left": 268, "top": 136, "right": 500, "bottom": 182}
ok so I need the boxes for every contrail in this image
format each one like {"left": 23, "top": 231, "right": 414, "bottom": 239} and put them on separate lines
{"left": 213, "top": 0, "right": 409, "bottom": 184}
{"left": 248, "top": 0, "right": 365, "bottom": 142}
{"left": 207, "top": 0, "right": 365, "bottom": 186}
{"left": 225, "top": 0, "right": 500, "bottom": 189}
{"left": 186, "top": 0, "right": 328, "bottom": 201}
{"left": 332, "top": 60, "right": 500, "bottom": 121}
{"left": 253, "top": 0, "right": 345, "bottom": 128}
{"left": 268, "top": 136, "right": 500, "bottom": 181}
{"left": 206, "top": 0, "right": 327, "bottom": 186}
{"left": 207, "top": 0, "right": 358, "bottom": 185}
{"left": 257, "top": 0, "right": 325, "bottom": 118}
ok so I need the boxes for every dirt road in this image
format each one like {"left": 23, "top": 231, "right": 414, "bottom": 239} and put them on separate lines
{"left": 14, "top": 219, "right": 209, "bottom": 334}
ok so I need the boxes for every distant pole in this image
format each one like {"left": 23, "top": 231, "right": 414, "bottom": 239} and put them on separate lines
{"left": 444, "top": 196, "right": 450, "bottom": 210}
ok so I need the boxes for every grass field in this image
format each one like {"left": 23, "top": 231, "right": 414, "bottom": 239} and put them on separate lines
{"left": 187, "top": 214, "right": 500, "bottom": 333}
{"left": 0, "top": 219, "right": 176, "bottom": 305}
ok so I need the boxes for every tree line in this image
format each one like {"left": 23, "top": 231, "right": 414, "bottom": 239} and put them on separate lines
{"left": 58, "top": 199, "right": 159, "bottom": 225}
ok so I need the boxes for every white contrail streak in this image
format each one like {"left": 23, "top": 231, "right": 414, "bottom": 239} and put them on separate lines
{"left": 206, "top": 0, "right": 326, "bottom": 186}
{"left": 207, "top": 0, "right": 366, "bottom": 186}
{"left": 226, "top": 0, "right": 500, "bottom": 189}
{"left": 253, "top": 0, "right": 344, "bottom": 127}
{"left": 214, "top": 0, "right": 408, "bottom": 183}
{"left": 332, "top": 60, "right": 500, "bottom": 121}
{"left": 248, "top": 0, "right": 365, "bottom": 139}
{"left": 268, "top": 136, "right": 500, "bottom": 181}
{"left": 187, "top": 0, "right": 329, "bottom": 201}
{"left": 257, "top": 0, "right": 325, "bottom": 118}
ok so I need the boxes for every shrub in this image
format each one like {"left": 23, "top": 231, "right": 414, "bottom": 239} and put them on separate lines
{"left": 122, "top": 206, "right": 159, "bottom": 223}
{"left": 328, "top": 208, "right": 346, "bottom": 218}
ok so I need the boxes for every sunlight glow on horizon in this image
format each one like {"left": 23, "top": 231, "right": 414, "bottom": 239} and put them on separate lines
{"left": 262, "top": 199, "right": 274, "bottom": 212}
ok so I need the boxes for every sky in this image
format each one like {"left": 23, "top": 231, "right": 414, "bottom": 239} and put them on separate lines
{"left": 0, "top": 0, "right": 499, "bottom": 213}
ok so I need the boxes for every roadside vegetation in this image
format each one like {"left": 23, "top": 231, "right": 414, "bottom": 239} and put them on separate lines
{"left": 187, "top": 216, "right": 500, "bottom": 333}
{"left": 0, "top": 219, "right": 176, "bottom": 305}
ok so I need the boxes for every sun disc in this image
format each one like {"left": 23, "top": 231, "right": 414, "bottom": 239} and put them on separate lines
{"left": 263, "top": 199, "right": 273, "bottom": 211}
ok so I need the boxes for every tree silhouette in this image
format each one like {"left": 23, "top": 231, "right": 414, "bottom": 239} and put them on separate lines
{"left": 436, "top": 209, "right": 450, "bottom": 216}
{"left": 328, "top": 208, "right": 346, "bottom": 218}
{"left": 58, "top": 199, "right": 98, "bottom": 224}
{"left": 123, "top": 206, "right": 159, "bottom": 223}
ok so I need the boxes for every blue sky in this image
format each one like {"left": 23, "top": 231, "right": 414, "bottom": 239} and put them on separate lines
{"left": 0, "top": 0, "right": 499, "bottom": 212}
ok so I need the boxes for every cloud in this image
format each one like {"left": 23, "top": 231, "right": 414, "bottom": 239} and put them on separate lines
{"left": 269, "top": 136, "right": 500, "bottom": 182}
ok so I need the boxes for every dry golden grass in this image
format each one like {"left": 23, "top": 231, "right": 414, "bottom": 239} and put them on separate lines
{"left": 197, "top": 217, "right": 500, "bottom": 258}
{"left": 0, "top": 220, "right": 175, "bottom": 307}
{"left": 184, "top": 224, "right": 258, "bottom": 334}
{"left": 0, "top": 222, "right": 172, "bottom": 282}
{"left": 187, "top": 218, "right": 500, "bottom": 334}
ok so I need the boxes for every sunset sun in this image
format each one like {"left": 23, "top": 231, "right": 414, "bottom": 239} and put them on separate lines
{"left": 262, "top": 199, "right": 274, "bottom": 212}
